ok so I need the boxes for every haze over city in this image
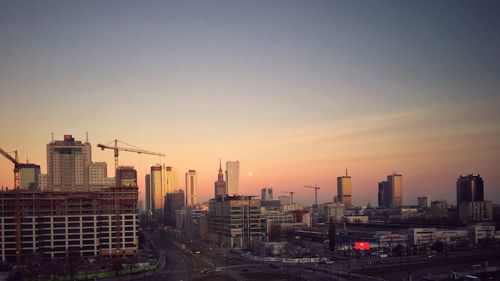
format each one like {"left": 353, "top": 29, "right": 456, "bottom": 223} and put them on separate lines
{"left": 1, "top": 0, "right": 500, "bottom": 206}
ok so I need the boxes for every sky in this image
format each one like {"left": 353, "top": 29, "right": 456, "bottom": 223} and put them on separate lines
{"left": 1, "top": 0, "right": 499, "bottom": 206}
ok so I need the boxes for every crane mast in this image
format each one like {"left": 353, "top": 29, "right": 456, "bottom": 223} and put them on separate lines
{"left": 281, "top": 191, "right": 295, "bottom": 204}
{"left": 0, "top": 148, "right": 19, "bottom": 189}
{"left": 305, "top": 185, "right": 320, "bottom": 212}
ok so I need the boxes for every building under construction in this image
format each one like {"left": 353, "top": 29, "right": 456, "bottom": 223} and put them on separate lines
{"left": 0, "top": 186, "right": 138, "bottom": 265}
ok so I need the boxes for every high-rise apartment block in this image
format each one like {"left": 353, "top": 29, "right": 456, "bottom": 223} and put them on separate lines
{"left": 47, "top": 135, "right": 92, "bottom": 192}
{"left": 185, "top": 170, "right": 197, "bottom": 206}
{"left": 226, "top": 161, "right": 239, "bottom": 196}
{"left": 337, "top": 170, "right": 352, "bottom": 206}
{"left": 214, "top": 161, "right": 227, "bottom": 198}
{"left": 89, "top": 162, "right": 115, "bottom": 190}
{"left": 261, "top": 187, "right": 273, "bottom": 200}
{"left": 208, "top": 195, "right": 262, "bottom": 248}
{"left": 38, "top": 174, "right": 48, "bottom": 191}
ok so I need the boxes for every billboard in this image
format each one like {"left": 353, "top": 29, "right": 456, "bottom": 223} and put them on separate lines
{"left": 354, "top": 242, "right": 370, "bottom": 250}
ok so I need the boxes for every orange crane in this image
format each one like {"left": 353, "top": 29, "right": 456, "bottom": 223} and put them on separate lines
{"left": 97, "top": 139, "right": 165, "bottom": 171}
{"left": 281, "top": 191, "right": 295, "bottom": 204}
{"left": 0, "top": 147, "right": 19, "bottom": 189}
{"left": 305, "top": 185, "right": 320, "bottom": 211}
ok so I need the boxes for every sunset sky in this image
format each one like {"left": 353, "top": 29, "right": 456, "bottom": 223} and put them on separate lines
{"left": 1, "top": 1, "right": 499, "bottom": 206}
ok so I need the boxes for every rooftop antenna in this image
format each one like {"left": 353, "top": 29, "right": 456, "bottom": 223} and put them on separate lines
{"left": 26, "top": 153, "right": 29, "bottom": 164}
{"left": 51, "top": 132, "right": 54, "bottom": 143}
{"left": 86, "top": 131, "right": 89, "bottom": 143}
{"left": 346, "top": 168, "right": 348, "bottom": 177}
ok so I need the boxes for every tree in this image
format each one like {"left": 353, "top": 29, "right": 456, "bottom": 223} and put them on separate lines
{"left": 328, "top": 218, "right": 336, "bottom": 252}
{"left": 112, "top": 256, "right": 124, "bottom": 276}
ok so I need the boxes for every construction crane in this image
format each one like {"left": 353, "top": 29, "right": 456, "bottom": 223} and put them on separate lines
{"left": 305, "top": 185, "right": 320, "bottom": 211}
{"left": 97, "top": 139, "right": 165, "bottom": 171}
{"left": 97, "top": 139, "right": 164, "bottom": 257}
{"left": 281, "top": 191, "right": 295, "bottom": 204}
{"left": 0, "top": 148, "right": 19, "bottom": 189}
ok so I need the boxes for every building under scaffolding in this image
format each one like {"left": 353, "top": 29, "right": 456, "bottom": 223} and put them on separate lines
{"left": 0, "top": 186, "right": 138, "bottom": 265}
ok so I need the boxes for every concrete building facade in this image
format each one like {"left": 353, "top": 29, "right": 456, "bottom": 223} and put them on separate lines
{"left": 47, "top": 135, "right": 92, "bottom": 192}
{"left": 225, "top": 161, "right": 239, "bottom": 196}
{"left": 185, "top": 170, "right": 197, "bottom": 206}
{"left": 0, "top": 186, "right": 138, "bottom": 264}
{"left": 208, "top": 195, "right": 262, "bottom": 248}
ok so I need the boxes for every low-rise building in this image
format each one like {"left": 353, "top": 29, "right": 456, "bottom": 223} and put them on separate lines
{"left": 321, "top": 202, "right": 345, "bottom": 222}
{"left": 468, "top": 224, "right": 496, "bottom": 244}
{"left": 345, "top": 215, "right": 369, "bottom": 224}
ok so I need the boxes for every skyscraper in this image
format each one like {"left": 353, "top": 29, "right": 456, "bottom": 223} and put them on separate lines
{"left": 377, "top": 181, "right": 390, "bottom": 208}
{"left": 261, "top": 187, "right": 273, "bottom": 200}
{"left": 185, "top": 170, "right": 197, "bottom": 206}
{"left": 456, "top": 174, "right": 484, "bottom": 203}
{"left": 165, "top": 166, "right": 179, "bottom": 194}
{"left": 47, "top": 134, "right": 91, "bottom": 192}
{"left": 226, "top": 161, "right": 240, "bottom": 196}
{"left": 214, "top": 160, "right": 227, "bottom": 198}
{"left": 337, "top": 169, "right": 352, "bottom": 206}
{"left": 145, "top": 174, "right": 151, "bottom": 212}
{"left": 388, "top": 173, "right": 403, "bottom": 207}
{"left": 151, "top": 164, "right": 163, "bottom": 215}
{"left": 456, "top": 174, "right": 490, "bottom": 223}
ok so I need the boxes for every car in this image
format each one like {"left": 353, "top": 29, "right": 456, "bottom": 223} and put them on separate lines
{"left": 269, "top": 263, "right": 279, "bottom": 269}
{"left": 201, "top": 269, "right": 210, "bottom": 274}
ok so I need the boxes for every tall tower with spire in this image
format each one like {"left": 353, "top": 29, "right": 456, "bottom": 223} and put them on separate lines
{"left": 214, "top": 159, "right": 227, "bottom": 198}
{"left": 337, "top": 168, "right": 352, "bottom": 206}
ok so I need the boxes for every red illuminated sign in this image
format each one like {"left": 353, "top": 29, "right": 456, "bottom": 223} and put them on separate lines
{"left": 354, "top": 242, "right": 370, "bottom": 250}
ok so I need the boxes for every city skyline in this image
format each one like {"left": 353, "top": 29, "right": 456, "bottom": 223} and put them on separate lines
{"left": 1, "top": 1, "right": 500, "bottom": 205}
{"left": 0, "top": 133, "right": 498, "bottom": 207}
